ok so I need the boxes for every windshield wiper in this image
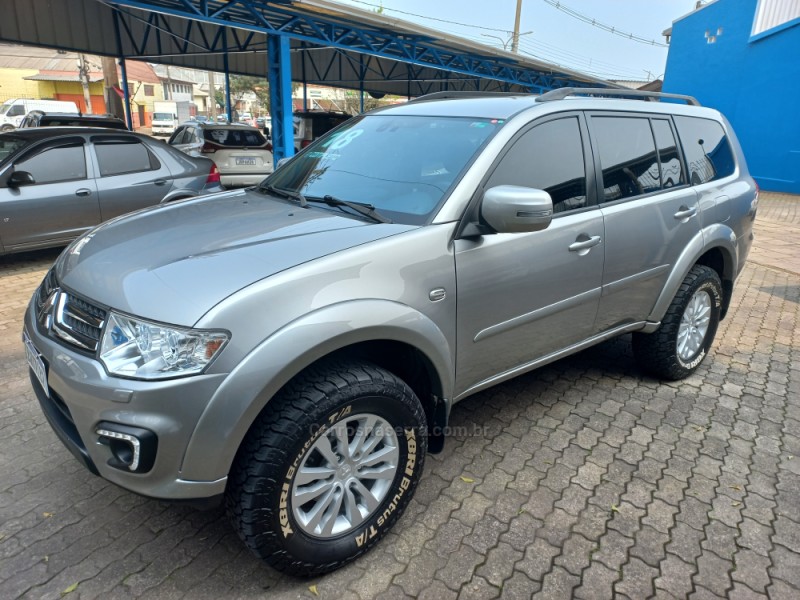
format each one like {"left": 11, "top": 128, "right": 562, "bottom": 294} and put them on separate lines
{"left": 305, "top": 195, "right": 392, "bottom": 224}
{"left": 259, "top": 183, "right": 307, "bottom": 207}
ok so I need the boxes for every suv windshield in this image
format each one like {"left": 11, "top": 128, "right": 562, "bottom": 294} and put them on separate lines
{"left": 266, "top": 115, "right": 501, "bottom": 224}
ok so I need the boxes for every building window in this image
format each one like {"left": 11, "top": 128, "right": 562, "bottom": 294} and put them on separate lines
{"left": 753, "top": 0, "right": 800, "bottom": 35}
{"left": 144, "top": 85, "right": 154, "bottom": 97}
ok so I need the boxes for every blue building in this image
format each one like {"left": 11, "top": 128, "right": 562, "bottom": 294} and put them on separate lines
{"left": 663, "top": 0, "right": 800, "bottom": 193}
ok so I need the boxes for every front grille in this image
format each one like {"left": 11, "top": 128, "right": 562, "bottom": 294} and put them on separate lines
{"left": 52, "top": 292, "right": 108, "bottom": 352}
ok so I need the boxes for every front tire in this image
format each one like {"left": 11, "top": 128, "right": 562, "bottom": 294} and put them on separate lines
{"left": 633, "top": 265, "right": 722, "bottom": 380}
{"left": 226, "top": 360, "right": 427, "bottom": 576}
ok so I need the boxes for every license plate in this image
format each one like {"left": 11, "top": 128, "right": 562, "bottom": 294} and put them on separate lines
{"left": 235, "top": 157, "right": 257, "bottom": 166}
{"left": 23, "top": 331, "right": 48, "bottom": 397}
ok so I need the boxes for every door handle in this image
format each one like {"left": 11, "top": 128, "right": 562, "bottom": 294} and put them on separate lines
{"left": 153, "top": 179, "right": 167, "bottom": 186}
{"left": 674, "top": 205, "right": 698, "bottom": 220}
{"left": 569, "top": 235, "right": 602, "bottom": 253}
{"left": 75, "top": 188, "right": 92, "bottom": 197}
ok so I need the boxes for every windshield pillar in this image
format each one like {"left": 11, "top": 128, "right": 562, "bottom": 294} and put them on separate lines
{"left": 268, "top": 34, "right": 295, "bottom": 167}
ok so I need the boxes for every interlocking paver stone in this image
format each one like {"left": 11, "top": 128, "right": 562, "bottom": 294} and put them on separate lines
{"left": 1, "top": 193, "right": 798, "bottom": 598}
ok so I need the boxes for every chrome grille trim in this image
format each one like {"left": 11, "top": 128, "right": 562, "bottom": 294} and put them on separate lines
{"left": 51, "top": 292, "right": 107, "bottom": 352}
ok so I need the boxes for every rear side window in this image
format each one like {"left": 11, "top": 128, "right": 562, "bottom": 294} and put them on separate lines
{"left": 94, "top": 140, "right": 159, "bottom": 176}
{"left": 674, "top": 116, "right": 735, "bottom": 184}
{"left": 652, "top": 119, "right": 685, "bottom": 188}
{"left": 592, "top": 116, "right": 660, "bottom": 202}
{"left": 487, "top": 117, "right": 588, "bottom": 213}
{"left": 15, "top": 142, "right": 87, "bottom": 184}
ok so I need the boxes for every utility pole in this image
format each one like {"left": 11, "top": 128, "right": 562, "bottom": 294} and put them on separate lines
{"left": 77, "top": 54, "right": 94, "bottom": 114}
{"left": 101, "top": 56, "right": 123, "bottom": 119}
{"left": 511, "top": 0, "right": 524, "bottom": 53}
{"left": 207, "top": 70, "right": 217, "bottom": 120}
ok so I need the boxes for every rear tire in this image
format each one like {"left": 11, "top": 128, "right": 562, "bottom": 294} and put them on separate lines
{"left": 226, "top": 360, "right": 427, "bottom": 576}
{"left": 633, "top": 265, "right": 722, "bottom": 380}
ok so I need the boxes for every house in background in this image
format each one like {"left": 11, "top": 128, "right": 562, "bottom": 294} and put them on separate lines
{"left": 0, "top": 44, "right": 163, "bottom": 128}
{"left": 662, "top": 0, "right": 800, "bottom": 193}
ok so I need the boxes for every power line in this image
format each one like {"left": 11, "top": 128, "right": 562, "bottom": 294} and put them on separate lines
{"left": 542, "top": 0, "right": 668, "bottom": 47}
{"left": 340, "top": 1, "right": 657, "bottom": 81}
{"left": 343, "top": 0, "right": 511, "bottom": 34}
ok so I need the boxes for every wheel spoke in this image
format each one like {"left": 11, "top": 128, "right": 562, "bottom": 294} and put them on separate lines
{"left": 343, "top": 486, "right": 366, "bottom": 528}
{"left": 294, "top": 479, "right": 334, "bottom": 506}
{"left": 357, "top": 444, "right": 398, "bottom": 468}
{"left": 314, "top": 433, "right": 341, "bottom": 467}
{"left": 294, "top": 465, "right": 336, "bottom": 487}
{"left": 333, "top": 422, "right": 352, "bottom": 460}
{"left": 303, "top": 487, "right": 337, "bottom": 531}
{"left": 349, "top": 414, "right": 377, "bottom": 457}
{"left": 350, "top": 478, "right": 381, "bottom": 512}
{"left": 320, "top": 490, "right": 344, "bottom": 537}
{"left": 357, "top": 463, "right": 396, "bottom": 480}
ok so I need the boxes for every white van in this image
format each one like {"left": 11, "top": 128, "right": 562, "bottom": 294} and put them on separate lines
{"left": 0, "top": 98, "right": 80, "bottom": 131}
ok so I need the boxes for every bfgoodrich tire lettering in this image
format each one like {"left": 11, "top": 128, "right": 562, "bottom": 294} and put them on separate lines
{"left": 633, "top": 265, "right": 722, "bottom": 380}
{"left": 226, "top": 360, "right": 427, "bottom": 576}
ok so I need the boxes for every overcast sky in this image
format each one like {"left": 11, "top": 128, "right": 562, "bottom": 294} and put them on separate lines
{"left": 333, "top": 0, "right": 702, "bottom": 81}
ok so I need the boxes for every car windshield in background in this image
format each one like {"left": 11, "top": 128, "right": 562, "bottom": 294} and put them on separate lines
{"left": 266, "top": 115, "right": 502, "bottom": 224}
{"left": 153, "top": 113, "right": 173, "bottom": 120}
{"left": 0, "top": 136, "right": 28, "bottom": 165}
{"left": 206, "top": 128, "right": 266, "bottom": 147}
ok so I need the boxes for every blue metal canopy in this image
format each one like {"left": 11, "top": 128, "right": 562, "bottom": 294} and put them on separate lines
{"left": 0, "top": 0, "right": 613, "bottom": 162}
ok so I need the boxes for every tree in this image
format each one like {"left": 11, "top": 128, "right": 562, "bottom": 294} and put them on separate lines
{"left": 213, "top": 75, "right": 270, "bottom": 113}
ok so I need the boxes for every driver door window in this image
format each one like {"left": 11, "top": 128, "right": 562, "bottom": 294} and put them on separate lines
{"left": 15, "top": 143, "right": 87, "bottom": 184}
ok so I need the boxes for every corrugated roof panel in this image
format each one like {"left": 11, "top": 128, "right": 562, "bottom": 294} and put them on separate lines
{"left": 0, "top": 0, "right": 612, "bottom": 97}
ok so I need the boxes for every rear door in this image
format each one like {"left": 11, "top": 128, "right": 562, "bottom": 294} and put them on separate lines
{"left": 587, "top": 113, "right": 700, "bottom": 331}
{"left": 90, "top": 135, "right": 174, "bottom": 220}
{"left": 0, "top": 137, "right": 99, "bottom": 251}
{"left": 454, "top": 113, "right": 605, "bottom": 397}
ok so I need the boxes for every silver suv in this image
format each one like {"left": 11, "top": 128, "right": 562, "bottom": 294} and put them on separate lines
{"left": 24, "top": 89, "right": 757, "bottom": 576}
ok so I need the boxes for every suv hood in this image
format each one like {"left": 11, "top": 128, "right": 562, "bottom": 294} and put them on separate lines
{"left": 55, "top": 189, "right": 416, "bottom": 326}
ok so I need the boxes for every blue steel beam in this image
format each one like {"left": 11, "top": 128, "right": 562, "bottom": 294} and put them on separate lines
{"left": 268, "top": 34, "right": 294, "bottom": 164}
{"left": 107, "top": 0, "right": 605, "bottom": 92}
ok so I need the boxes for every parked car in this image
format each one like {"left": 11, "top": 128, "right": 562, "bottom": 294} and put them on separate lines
{"left": 168, "top": 123, "right": 273, "bottom": 187}
{"left": 0, "top": 128, "right": 222, "bottom": 255}
{"left": 293, "top": 110, "right": 351, "bottom": 151}
{"left": 24, "top": 89, "right": 756, "bottom": 577}
{"left": 18, "top": 111, "right": 128, "bottom": 130}
{"left": 0, "top": 98, "right": 79, "bottom": 131}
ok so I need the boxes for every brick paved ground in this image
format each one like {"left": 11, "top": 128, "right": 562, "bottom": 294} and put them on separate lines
{"left": 1, "top": 193, "right": 798, "bottom": 599}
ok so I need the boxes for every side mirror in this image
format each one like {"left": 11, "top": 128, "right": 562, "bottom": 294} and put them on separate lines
{"left": 481, "top": 185, "right": 553, "bottom": 234}
{"left": 8, "top": 170, "right": 35, "bottom": 187}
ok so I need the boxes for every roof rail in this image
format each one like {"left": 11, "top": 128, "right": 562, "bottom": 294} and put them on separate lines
{"left": 410, "top": 91, "right": 527, "bottom": 103}
{"left": 535, "top": 87, "right": 700, "bottom": 106}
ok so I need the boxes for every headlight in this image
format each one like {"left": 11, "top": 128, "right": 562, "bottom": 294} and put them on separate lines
{"left": 99, "top": 312, "right": 228, "bottom": 380}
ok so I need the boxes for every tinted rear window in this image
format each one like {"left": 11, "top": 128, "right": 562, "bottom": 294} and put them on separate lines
{"left": 205, "top": 128, "right": 266, "bottom": 147}
{"left": 674, "top": 116, "right": 735, "bottom": 184}
{"left": 94, "top": 140, "right": 158, "bottom": 176}
{"left": 592, "top": 116, "right": 661, "bottom": 202}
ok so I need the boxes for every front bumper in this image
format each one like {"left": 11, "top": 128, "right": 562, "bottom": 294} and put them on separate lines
{"left": 24, "top": 299, "right": 228, "bottom": 500}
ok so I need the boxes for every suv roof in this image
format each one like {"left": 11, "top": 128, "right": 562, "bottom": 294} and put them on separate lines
{"left": 20, "top": 110, "right": 128, "bottom": 130}
{"left": 378, "top": 88, "right": 714, "bottom": 121}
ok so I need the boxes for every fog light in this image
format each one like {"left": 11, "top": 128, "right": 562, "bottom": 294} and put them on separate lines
{"left": 96, "top": 429, "right": 141, "bottom": 470}
{"left": 95, "top": 422, "right": 157, "bottom": 473}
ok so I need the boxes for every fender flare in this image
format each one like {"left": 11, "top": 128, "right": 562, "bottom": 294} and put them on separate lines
{"left": 647, "top": 224, "right": 738, "bottom": 323}
{"left": 180, "top": 299, "right": 454, "bottom": 482}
